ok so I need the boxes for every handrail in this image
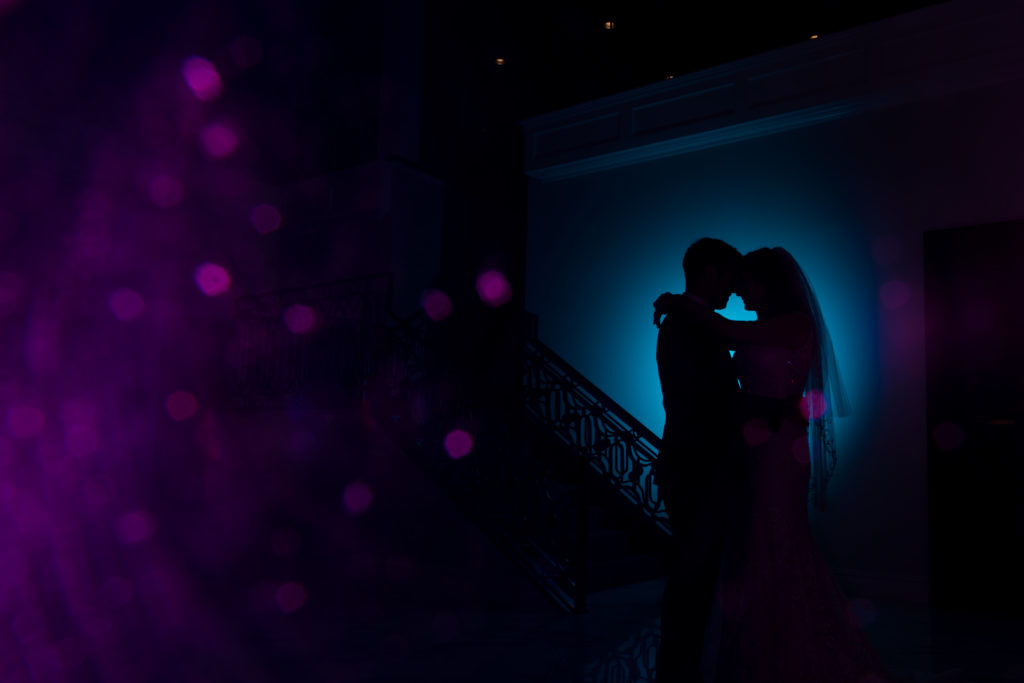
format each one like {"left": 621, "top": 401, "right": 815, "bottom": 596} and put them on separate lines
{"left": 524, "top": 337, "right": 670, "bottom": 536}
{"left": 529, "top": 337, "right": 663, "bottom": 449}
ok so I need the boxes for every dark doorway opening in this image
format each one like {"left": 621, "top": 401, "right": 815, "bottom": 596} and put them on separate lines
{"left": 925, "top": 220, "right": 1024, "bottom": 616}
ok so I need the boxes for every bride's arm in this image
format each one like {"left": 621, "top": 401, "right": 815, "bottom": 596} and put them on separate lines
{"left": 706, "top": 312, "right": 813, "bottom": 349}
{"left": 654, "top": 294, "right": 813, "bottom": 349}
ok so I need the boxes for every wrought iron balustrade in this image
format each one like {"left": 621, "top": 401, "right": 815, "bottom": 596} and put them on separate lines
{"left": 524, "top": 337, "right": 670, "bottom": 537}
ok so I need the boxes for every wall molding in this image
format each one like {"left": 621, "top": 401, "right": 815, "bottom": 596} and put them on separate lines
{"left": 522, "top": 0, "right": 1024, "bottom": 181}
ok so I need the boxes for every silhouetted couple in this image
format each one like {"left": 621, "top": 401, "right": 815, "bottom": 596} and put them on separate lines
{"left": 652, "top": 238, "right": 890, "bottom": 683}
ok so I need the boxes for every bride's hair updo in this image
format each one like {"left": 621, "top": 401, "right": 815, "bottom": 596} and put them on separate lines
{"left": 740, "top": 248, "right": 805, "bottom": 316}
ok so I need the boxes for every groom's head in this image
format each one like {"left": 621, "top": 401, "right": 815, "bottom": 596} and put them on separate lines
{"left": 683, "top": 238, "right": 741, "bottom": 310}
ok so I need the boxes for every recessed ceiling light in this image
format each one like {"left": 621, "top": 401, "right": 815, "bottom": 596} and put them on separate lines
{"left": 495, "top": 58, "right": 505, "bottom": 66}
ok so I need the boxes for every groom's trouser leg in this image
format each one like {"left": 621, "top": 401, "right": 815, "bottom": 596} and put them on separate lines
{"left": 656, "top": 485, "right": 725, "bottom": 683}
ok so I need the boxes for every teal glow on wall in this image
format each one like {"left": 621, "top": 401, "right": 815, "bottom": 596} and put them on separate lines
{"left": 526, "top": 127, "right": 879, "bottom": 501}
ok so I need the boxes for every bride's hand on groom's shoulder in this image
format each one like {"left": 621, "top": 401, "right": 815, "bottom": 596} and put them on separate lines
{"left": 653, "top": 292, "right": 685, "bottom": 327}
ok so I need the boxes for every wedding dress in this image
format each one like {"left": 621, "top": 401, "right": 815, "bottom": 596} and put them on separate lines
{"left": 712, "top": 340, "right": 892, "bottom": 683}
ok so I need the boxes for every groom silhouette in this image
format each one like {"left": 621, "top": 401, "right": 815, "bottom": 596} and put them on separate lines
{"left": 653, "top": 237, "right": 743, "bottom": 683}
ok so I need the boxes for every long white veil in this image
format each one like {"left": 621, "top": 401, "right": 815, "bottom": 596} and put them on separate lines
{"left": 774, "top": 247, "right": 851, "bottom": 510}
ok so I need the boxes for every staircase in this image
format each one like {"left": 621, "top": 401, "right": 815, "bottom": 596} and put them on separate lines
{"left": 233, "top": 274, "right": 672, "bottom": 614}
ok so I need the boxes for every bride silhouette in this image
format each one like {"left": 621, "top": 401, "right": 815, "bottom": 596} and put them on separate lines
{"left": 655, "top": 247, "right": 892, "bottom": 683}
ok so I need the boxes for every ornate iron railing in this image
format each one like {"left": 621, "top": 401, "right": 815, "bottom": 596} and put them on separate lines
{"left": 524, "top": 337, "right": 670, "bottom": 536}
{"left": 583, "top": 619, "right": 660, "bottom": 682}
{"left": 233, "top": 274, "right": 392, "bottom": 407}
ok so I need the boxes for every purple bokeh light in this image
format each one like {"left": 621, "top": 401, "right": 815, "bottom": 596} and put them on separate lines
{"left": 149, "top": 174, "right": 184, "bottom": 208}
{"left": 199, "top": 122, "right": 240, "bottom": 159}
{"left": 194, "top": 262, "right": 231, "bottom": 296}
{"left": 798, "top": 389, "right": 829, "bottom": 421}
{"left": 250, "top": 203, "right": 282, "bottom": 234}
{"left": 443, "top": 429, "right": 473, "bottom": 459}
{"left": 741, "top": 418, "right": 772, "bottom": 447}
{"left": 343, "top": 481, "right": 373, "bottom": 516}
{"left": 791, "top": 436, "right": 811, "bottom": 464}
{"left": 165, "top": 391, "right": 199, "bottom": 421}
{"left": 181, "top": 56, "right": 223, "bottom": 101}
{"left": 7, "top": 406, "right": 44, "bottom": 439}
{"left": 879, "top": 279, "right": 911, "bottom": 310}
{"left": 283, "top": 304, "right": 316, "bottom": 334}
{"left": 116, "top": 510, "right": 156, "bottom": 544}
{"left": 475, "top": 270, "right": 512, "bottom": 307}
{"left": 422, "top": 289, "right": 453, "bottom": 321}
{"left": 0, "top": 271, "right": 22, "bottom": 314}
{"left": 108, "top": 288, "right": 145, "bottom": 321}
{"left": 275, "top": 582, "right": 307, "bottom": 614}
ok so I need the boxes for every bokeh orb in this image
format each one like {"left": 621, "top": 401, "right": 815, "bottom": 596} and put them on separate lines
{"left": 7, "top": 406, "right": 44, "bottom": 440}
{"left": 149, "top": 174, "right": 183, "bottom": 208}
{"left": 194, "top": 262, "right": 231, "bottom": 296}
{"left": 65, "top": 425, "right": 99, "bottom": 457}
{"left": 165, "top": 391, "right": 198, "bottom": 421}
{"left": 444, "top": 429, "right": 473, "bottom": 459}
{"left": 879, "top": 280, "right": 911, "bottom": 310}
{"left": 108, "top": 288, "right": 145, "bottom": 321}
{"left": 475, "top": 270, "right": 512, "bottom": 307}
{"left": 343, "top": 481, "right": 373, "bottom": 516}
{"left": 742, "top": 418, "right": 772, "bottom": 447}
{"left": 275, "top": 582, "right": 307, "bottom": 614}
{"left": 181, "top": 56, "right": 223, "bottom": 101}
{"left": 115, "top": 510, "right": 156, "bottom": 544}
{"left": 283, "top": 304, "right": 316, "bottom": 334}
{"left": 791, "top": 436, "right": 811, "bottom": 464}
{"left": 199, "top": 122, "right": 239, "bottom": 159}
{"left": 250, "top": 203, "right": 282, "bottom": 234}
{"left": 798, "top": 389, "right": 829, "bottom": 421}
{"left": 422, "top": 289, "right": 453, "bottom": 321}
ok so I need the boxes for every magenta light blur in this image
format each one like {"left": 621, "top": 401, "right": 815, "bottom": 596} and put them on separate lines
{"left": 475, "top": 270, "right": 512, "bottom": 307}
{"left": 199, "top": 122, "right": 239, "bottom": 159}
{"left": 194, "top": 262, "right": 231, "bottom": 296}
{"left": 343, "top": 481, "right": 373, "bottom": 515}
{"left": 421, "top": 289, "right": 453, "bottom": 321}
{"left": 250, "top": 203, "right": 282, "bottom": 234}
{"left": 165, "top": 391, "right": 198, "bottom": 421}
{"left": 741, "top": 418, "right": 772, "bottom": 447}
{"left": 274, "top": 581, "right": 307, "bottom": 614}
{"left": 879, "top": 280, "right": 911, "bottom": 310}
{"left": 799, "top": 389, "right": 829, "bottom": 421}
{"left": 443, "top": 429, "right": 473, "bottom": 459}
{"left": 108, "top": 288, "right": 145, "bottom": 321}
{"left": 283, "top": 304, "right": 316, "bottom": 334}
{"left": 180, "top": 56, "right": 223, "bottom": 101}
{"left": 116, "top": 510, "right": 156, "bottom": 544}
{"left": 791, "top": 435, "right": 811, "bottom": 464}
{"left": 7, "top": 406, "right": 44, "bottom": 439}
{"left": 149, "top": 174, "right": 183, "bottom": 208}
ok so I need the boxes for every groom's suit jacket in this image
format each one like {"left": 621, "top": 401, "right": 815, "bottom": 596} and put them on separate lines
{"left": 655, "top": 307, "right": 741, "bottom": 495}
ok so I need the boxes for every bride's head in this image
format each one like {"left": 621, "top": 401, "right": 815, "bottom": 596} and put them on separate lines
{"left": 737, "top": 248, "right": 805, "bottom": 317}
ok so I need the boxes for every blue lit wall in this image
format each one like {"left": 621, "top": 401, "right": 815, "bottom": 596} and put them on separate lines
{"left": 528, "top": 118, "right": 878, "bottom": 478}
{"left": 526, "top": 76, "right": 1024, "bottom": 595}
